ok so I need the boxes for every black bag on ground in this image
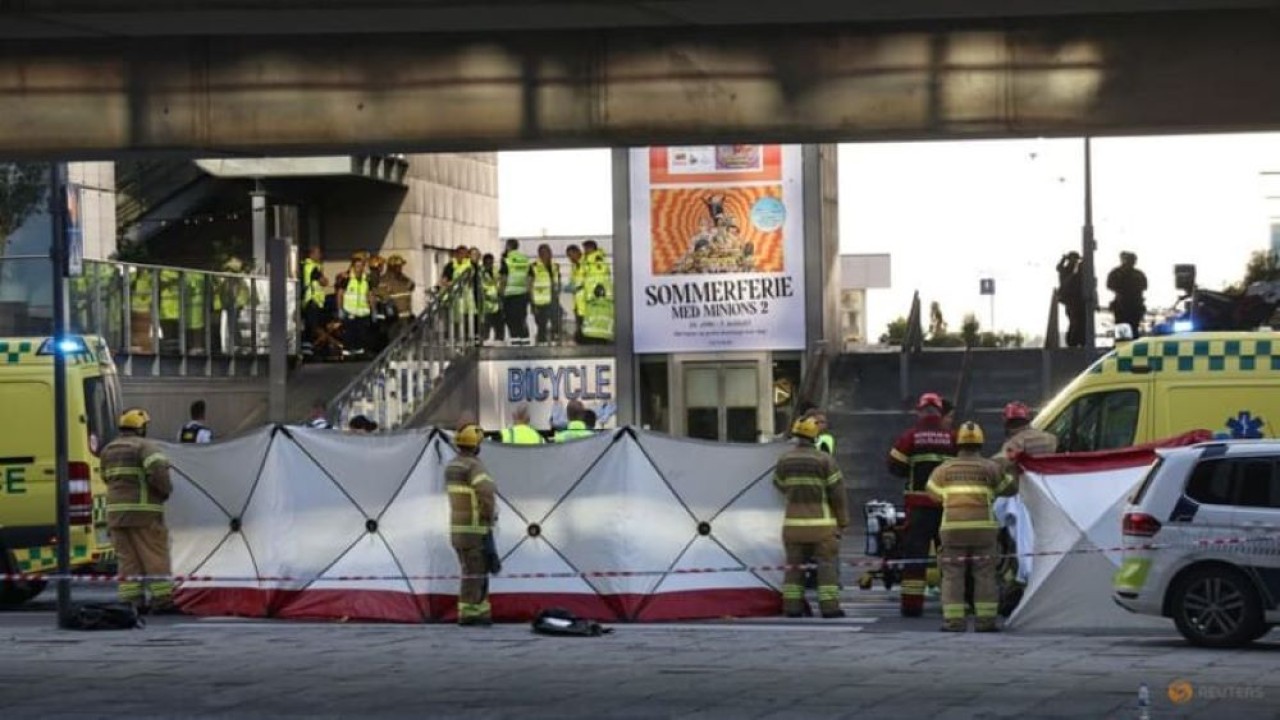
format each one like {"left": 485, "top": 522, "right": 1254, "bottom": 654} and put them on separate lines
{"left": 64, "top": 602, "right": 144, "bottom": 631}
{"left": 531, "top": 607, "right": 612, "bottom": 637}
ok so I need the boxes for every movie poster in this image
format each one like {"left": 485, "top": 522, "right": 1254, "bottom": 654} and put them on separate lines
{"left": 629, "top": 145, "right": 806, "bottom": 353}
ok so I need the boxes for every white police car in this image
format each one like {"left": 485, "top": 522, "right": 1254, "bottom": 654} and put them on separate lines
{"left": 1113, "top": 440, "right": 1280, "bottom": 647}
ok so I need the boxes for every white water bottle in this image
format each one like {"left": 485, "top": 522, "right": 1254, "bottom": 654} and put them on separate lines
{"left": 1137, "top": 683, "right": 1150, "bottom": 720}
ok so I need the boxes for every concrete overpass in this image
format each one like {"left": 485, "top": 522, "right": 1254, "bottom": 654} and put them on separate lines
{"left": 2, "top": 2, "right": 1280, "bottom": 158}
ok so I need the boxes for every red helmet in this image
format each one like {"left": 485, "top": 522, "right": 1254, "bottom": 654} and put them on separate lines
{"left": 1003, "top": 402, "right": 1031, "bottom": 422}
{"left": 916, "top": 393, "right": 943, "bottom": 411}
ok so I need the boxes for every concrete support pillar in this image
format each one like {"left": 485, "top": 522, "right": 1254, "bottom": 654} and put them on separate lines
{"left": 251, "top": 179, "right": 268, "bottom": 273}
{"left": 268, "top": 236, "right": 289, "bottom": 423}
{"left": 611, "top": 147, "right": 635, "bottom": 427}
{"left": 802, "top": 144, "right": 841, "bottom": 405}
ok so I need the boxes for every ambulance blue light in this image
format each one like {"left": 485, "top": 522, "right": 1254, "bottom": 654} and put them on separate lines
{"left": 38, "top": 337, "right": 87, "bottom": 355}
{"left": 1172, "top": 319, "right": 1195, "bottom": 333}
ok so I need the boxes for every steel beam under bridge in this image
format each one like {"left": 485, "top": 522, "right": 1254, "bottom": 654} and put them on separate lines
{"left": 4, "top": 9, "right": 1280, "bottom": 159}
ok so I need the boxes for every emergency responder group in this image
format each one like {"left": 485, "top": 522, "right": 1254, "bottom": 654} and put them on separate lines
{"left": 438, "top": 238, "right": 615, "bottom": 347}
{"left": 301, "top": 247, "right": 417, "bottom": 359}
{"left": 886, "top": 393, "right": 1056, "bottom": 631}
{"left": 104, "top": 393, "right": 1051, "bottom": 630}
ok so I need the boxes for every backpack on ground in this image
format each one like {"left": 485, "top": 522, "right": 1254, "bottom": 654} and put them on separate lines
{"left": 64, "top": 602, "right": 144, "bottom": 631}
{"left": 531, "top": 607, "right": 612, "bottom": 637}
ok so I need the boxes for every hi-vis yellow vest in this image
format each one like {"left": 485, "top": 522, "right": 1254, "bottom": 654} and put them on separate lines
{"left": 503, "top": 251, "right": 531, "bottom": 296}
{"left": 531, "top": 261, "right": 558, "bottom": 306}
{"left": 582, "top": 297, "right": 614, "bottom": 341}
{"left": 302, "top": 258, "right": 325, "bottom": 308}
{"left": 343, "top": 275, "right": 371, "bottom": 317}
{"left": 450, "top": 260, "right": 476, "bottom": 317}
{"left": 481, "top": 269, "right": 500, "bottom": 315}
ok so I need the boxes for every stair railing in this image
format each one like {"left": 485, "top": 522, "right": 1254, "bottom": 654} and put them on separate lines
{"left": 326, "top": 268, "right": 479, "bottom": 431}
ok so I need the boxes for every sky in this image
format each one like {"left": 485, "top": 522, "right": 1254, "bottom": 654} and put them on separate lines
{"left": 497, "top": 135, "right": 1280, "bottom": 342}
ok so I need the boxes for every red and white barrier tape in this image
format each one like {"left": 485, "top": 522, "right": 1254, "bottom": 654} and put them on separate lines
{"left": 4, "top": 533, "right": 1277, "bottom": 585}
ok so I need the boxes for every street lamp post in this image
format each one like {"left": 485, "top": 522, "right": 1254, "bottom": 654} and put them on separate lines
{"left": 48, "top": 162, "right": 73, "bottom": 627}
{"left": 1081, "top": 136, "right": 1098, "bottom": 349}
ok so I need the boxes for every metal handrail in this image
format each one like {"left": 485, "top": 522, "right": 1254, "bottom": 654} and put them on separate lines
{"left": 326, "top": 268, "right": 479, "bottom": 431}
{"left": 0, "top": 255, "right": 296, "bottom": 362}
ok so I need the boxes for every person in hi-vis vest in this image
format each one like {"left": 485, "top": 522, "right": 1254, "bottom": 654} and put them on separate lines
{"left": 499, "top": 238, "right": 532, "bottom": 344}
{"left": 480, "top": 253, "right": 505, "bottom": 343}
{"left": 340, "top": 256, "right": 376, "bottom": 354}
{"left": 501, "top": 404, "right": 545, "bottom": 444}
{"left": 530, "top": 243, "right": 561, "bottom": 345}
{"left": 301, "top": 246, "right": 330, "bottom": 353}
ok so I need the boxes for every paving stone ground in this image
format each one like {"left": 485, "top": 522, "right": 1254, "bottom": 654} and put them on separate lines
{"left": 2, "top": 590, "right": 1277, "bottom": 720}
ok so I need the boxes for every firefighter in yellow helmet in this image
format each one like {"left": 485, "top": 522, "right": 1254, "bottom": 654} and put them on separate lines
{"left": 926, "top": 421, "right": 1014, "bottom": 632}
{"left": 101, "top": 408, "right": 180, "bottom": 614}
{"left": 774, "top": 415, "right": 849, "bottom": 618}
{"left": 445, "top": 423, "right": 499, "bottom": 626}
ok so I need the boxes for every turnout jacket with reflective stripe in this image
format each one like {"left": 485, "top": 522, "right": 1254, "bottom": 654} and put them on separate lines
{"left": 102, "top": 435, "right": 172, "bottom": 528}
{"left": 993, "top": 427, "right": 1058, "bottom": 482}
{"left": 773, "top": 445, "right": 849, "bottom": 542}
{"left": 445, "top": 455, "right": 496, "bottom": 543}
{"left": 924, "top": 455, "right": 1014, "bottom": 532}
{"left": 887, "top": 417, "right": 955, "bottom": 506}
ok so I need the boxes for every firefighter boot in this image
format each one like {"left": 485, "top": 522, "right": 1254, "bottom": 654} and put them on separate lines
{"left": 940, "top": 619, "right": 967, "bottom": 632}
{"left": 974, "top": 619, "right": 1000, "bottom": 633}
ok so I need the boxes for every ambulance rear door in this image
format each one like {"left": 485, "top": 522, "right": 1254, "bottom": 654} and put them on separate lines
{"left": 0, "top": 380, "right": 56, "bottom": 540}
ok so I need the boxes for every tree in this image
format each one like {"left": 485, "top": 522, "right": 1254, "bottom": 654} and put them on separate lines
{"left": 1224, "top": 250, "right": 1280, "bottom": 293}
{"left": 961, "top": 313, "right": 981, "bottom": 347}
{"left": 1242, "top": 250, "right": 1279, "bottom": 285}
{"left": 880, "top": 316, "right": 909, "bottom": 345}
{"left": 885, "top": 305, "right": 1025, "bottom": 348}
{"left": 0, "top": 163, "right": 47, "bottom": 254}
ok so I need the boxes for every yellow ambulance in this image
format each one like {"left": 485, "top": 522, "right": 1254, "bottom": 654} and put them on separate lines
{"left": 0, "top": 335, "right": 119, "bottom": 605}
{"left": 1032, "top": 331, "right": 1280, "bottom": 451}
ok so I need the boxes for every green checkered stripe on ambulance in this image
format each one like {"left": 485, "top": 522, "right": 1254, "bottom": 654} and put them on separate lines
{"left": 0, "top": 340, "right": 94, "bottom": 366}
{"left": 11, "top": 544, "right": 93, "bottom": 573}
{"left": 1094, "top": 338, "right": 1280, "bottom": 374}
{"left": 0, "top": 340, "right": 33, "bottom": 364}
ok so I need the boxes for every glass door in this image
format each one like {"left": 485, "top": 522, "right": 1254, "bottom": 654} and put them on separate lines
{"left": 678, "top": 360, "right": 764, "bottom": 443}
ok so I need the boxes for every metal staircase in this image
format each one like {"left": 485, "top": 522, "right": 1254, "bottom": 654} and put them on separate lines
{"left": 326, "top": 270, "right": 478, "bottom": 431}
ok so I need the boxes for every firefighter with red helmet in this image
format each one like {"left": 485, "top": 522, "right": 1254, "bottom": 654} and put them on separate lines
{"left": 990, "top": 401, "right": 1057, "bottom": 613}
{"left": 887, "top": 392, "right": 956, "bottom": 617}
{"left": 994, "top": 402, "right": 1058, "bottom": 480}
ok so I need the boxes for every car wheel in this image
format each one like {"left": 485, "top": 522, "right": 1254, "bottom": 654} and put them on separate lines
{"left": 1170, "top": 566, "right": 1265, "bottom": 648}
{"left": 0, "top": 579, "right": 48, "bottom": 607}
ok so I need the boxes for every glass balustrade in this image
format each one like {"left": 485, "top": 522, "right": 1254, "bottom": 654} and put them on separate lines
{"left": 0, "top": 256, "right": 296, "bottom": 358}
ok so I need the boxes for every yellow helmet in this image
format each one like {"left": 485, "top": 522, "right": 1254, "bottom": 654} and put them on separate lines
{"left": 387, "top": 254, "right": 406, "bottom": 267}
{"left": 454, "top": 424, "right": 485, "bottom": 449}
{"left": 791, "top": 416, "right": 822, "bottom": 441}
{"left": 956, "top": 421, "right": 984, "bottom": 447}
{"left": 119, "top": 408, "right": 151, "bottom": 431}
